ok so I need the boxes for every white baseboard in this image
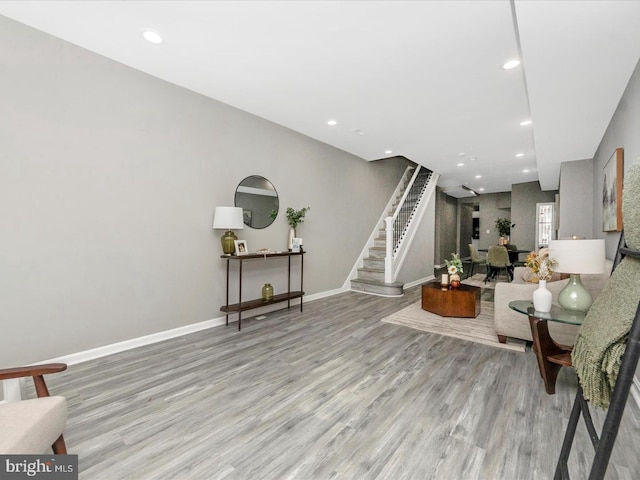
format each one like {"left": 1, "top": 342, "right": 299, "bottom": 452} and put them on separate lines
{"left": 404, "top": 275, "right": 434, "bottom": 289}
{"left": 1, "top": 378, "right": 25, "bottom": 404}
{"left": 41, "top": 288, "right": 347, "bottom": 367}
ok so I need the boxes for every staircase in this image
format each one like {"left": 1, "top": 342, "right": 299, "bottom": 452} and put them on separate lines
{"left": 350, "top": 167, "right": 434, "bottom": 296}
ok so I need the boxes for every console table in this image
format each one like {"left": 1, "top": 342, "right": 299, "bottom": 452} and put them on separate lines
{"left": 220, "top": 251, "right": 305, "bottom": 330}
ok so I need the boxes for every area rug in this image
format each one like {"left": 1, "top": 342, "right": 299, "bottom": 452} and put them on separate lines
{"left": 381, "top": 300, "right": 526, "bottom": 352}
{"left": 461, "top": 273, "right": 510, "bottom": 289}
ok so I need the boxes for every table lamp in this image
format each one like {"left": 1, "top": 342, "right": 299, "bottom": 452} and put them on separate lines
{"left": 549, "top": 239, "right": 605, "bottom": 312}
{"left": 213, "top": 206, "right": 244, "bottom": 255}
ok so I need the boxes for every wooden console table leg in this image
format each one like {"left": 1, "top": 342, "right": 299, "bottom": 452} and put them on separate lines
{"left": 225, "top": 258, "right": 230, "bottom": 327}
{"left": 528, "top": 314, "right": 566, "bottom": 394}
{"left": 238, "top": 259, "right": 243, "bottom": 331}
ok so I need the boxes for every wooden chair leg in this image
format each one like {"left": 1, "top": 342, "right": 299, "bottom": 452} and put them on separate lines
{"left": 52, "top": 434, "right": 67, "bottom": 454}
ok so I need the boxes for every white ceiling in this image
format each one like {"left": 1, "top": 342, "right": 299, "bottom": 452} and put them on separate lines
{"left": 2, "top": 1, "right": 639, "bottom": 197}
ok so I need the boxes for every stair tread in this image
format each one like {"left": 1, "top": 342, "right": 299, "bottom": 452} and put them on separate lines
{"left": 358, "top": 267, "right": 385, "bottom": 273}
{"left": 351, "top": 278, "right": 404, "bottom": 287}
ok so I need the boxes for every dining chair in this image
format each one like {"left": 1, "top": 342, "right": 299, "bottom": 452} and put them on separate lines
{"left": 486, "top": 245, "right": 513, "bottom": 282}
{"left": 468, "top": 244, "right": 487, "bottom": 278}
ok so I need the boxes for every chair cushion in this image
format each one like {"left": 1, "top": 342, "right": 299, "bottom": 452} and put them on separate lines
{"left": 0, "top": 396, "right": 67, "bottom": 454}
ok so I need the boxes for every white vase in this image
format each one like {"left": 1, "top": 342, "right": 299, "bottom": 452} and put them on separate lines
{"left": 288, "top": 227, "right": 296, "bottom": 251}
{"left": 533, "top": 279, "right": 552, "bottom": 313}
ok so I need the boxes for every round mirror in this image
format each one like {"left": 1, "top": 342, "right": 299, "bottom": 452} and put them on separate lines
{"left": 234, "top": 175, "right": 279, "bottom": 229}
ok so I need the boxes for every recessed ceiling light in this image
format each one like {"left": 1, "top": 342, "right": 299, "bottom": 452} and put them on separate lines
{"left": 520, "top": 120, "right": 532, "bottom": 126}
{"left": 327, "top": 120, "right": 337, "bottom": 126}
{"left": 523, "top": 169, "right": 531, "bottom": 173}
{"left": 478, "top": 188, "right": 485, "bottom": 192}
{"left": 142, "top": 30, "right": 163, "bottom": 45}
{"left": 515, "top": 153, "right": 524, "bottom": 157}
{"left": 475, "top": 175, "right": 482, "bottom": 179}
{"left": 384, "top": 150, "right": 393, "bottom": 155}
{"left": 502, "top": 58, "right": 521, "bottom": 70}
{"left": 457, "top": 163, "right": 464, "bottom": 167}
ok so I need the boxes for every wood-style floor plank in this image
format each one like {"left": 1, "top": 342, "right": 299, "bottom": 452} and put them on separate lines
{"left": 36, "top": 286, "right": 640, "bottom": 479}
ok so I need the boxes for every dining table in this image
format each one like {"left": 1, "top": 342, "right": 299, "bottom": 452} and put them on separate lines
{"left": 477, "top": 246, "right": 531, "bottom": 282}
{"left": 478, "top": 247, "right": 530, "bottom": 265}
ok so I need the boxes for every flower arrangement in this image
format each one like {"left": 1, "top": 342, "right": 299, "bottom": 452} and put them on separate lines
{"left": 445, "top": 253, "right": 464, "bottom": 276}
{"left": 525, "top": 248, "right": 558, "bottom": 281}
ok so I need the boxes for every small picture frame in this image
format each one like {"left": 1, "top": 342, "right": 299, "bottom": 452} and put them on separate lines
{"left": 234, "top": 239, "right": 248, "bottom": 255}
{"left": 291, "top": 238, "right": 303, "bottom": 253}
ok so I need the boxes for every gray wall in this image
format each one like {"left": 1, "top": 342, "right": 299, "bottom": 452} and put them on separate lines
{"left": 0, "top": 16, "right": 423, "bottom": 366}
{"left": 558, "top": 159, "right": 594, "bottom": 240}
{"left": 589, "top": 58, "right": 640, "bottom": 259}
{"left": 434, "top": 188, "right": 458, "bottom": 265}
{"left": 510, "top": 181, "right": 557, "bottom": 251}
{"left": 477, "top": 192, "right": 512, "bottom": 250}
{"left": 556, "top": 57, "right": 640, "bottom": 384}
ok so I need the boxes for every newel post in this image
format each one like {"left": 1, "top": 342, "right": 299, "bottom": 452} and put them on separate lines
{"left": 384, "top": 216, "right": 394, "bottom": 283}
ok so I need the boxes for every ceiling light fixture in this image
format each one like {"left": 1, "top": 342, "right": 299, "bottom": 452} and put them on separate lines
{"left": 457, "top": 163, "right": 464, "bottom": 167}
{"left": 502, "top": 58, "right": 521, "bottom": 70}
{"left": 327, "top": 120, "right": 337, "bottom": 126}
{"left": 523, "top": 169, "right": 531, "bottom": 173}
{"left": 475, "top": 174, "right": 482, "bottom": 179}
{"left": 142, "top": 30, "right": 163, "bottom": 45}
{"left": 515, "top": 153, "right": 524, "bottom": 157}
{"left": 520, "top": 120, "right": 532, "bottom": 126}
{"left": 384, "top": 150, "right": 393, "bottom": 155}
{"left": 478, "top": 188, "right": 485, "bottom": 192}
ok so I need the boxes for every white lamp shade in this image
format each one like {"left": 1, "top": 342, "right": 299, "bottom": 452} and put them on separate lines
{"left": 213, "top": 206, "right": 244, "bottom": 230}
{"left": 548, "top": 239, "right": 605, "bottom": 274}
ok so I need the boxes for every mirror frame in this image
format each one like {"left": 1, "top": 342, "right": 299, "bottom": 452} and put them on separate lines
{"left": 234, "top": 175, "right": 279, "bottom": 229}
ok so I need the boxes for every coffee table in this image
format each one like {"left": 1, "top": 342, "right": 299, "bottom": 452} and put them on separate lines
{"left": 421, "top": 281, "right": 481, "bottom": 317}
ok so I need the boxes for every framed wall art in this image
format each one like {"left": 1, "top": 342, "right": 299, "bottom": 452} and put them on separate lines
{"left": 602, "top": 147, "right": 624, "bottom": 232}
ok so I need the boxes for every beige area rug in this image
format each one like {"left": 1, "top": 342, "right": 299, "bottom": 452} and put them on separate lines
{"left": 381, "top": 300, "right": 526, "bottom": 352}
{"left": 461, "top": 273, "right": 510, "bottom": 289}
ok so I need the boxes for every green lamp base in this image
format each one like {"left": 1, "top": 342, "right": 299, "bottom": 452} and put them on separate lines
{"left": 220, "top": 230, "right": 238, "bottom": 255}
{"left": 558, "top": 274, "right": 593, "bottom": 312}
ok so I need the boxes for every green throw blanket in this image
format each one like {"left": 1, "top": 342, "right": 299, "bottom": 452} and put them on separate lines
{"left": 572, "top": 258, "right": 640, "bottom": 409}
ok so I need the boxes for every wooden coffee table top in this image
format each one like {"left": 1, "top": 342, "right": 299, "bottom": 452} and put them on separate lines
{"left": 421, "top": 281, "right": 481, "bottom": 317}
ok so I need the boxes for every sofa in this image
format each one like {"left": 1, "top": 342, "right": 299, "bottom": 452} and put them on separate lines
{"left": 494, "top": 260, "right": 613, "bottom": 345}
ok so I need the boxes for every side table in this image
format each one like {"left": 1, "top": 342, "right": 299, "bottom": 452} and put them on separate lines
{"left": 509, "top": 300, "right": 585, "bottom": 394}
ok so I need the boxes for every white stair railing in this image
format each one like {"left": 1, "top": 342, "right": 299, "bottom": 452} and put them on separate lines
{"left": 384, "top": 169, "right": 439, "bottom": 283}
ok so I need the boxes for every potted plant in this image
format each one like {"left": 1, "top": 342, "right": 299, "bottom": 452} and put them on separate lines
{"left": 285, "top": 207, "right": 310, "bottom": 250}
{"left": 495, "top": 218, "right": 515, "bottom": 245}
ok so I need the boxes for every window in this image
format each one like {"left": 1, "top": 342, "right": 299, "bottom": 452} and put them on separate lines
{"left": 536, "top": 203, "right": 556, "bottom": 248}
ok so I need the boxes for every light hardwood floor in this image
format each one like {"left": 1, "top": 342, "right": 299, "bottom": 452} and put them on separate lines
{"left": 43, "top": 286, "right": 640, "bottom": 479}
